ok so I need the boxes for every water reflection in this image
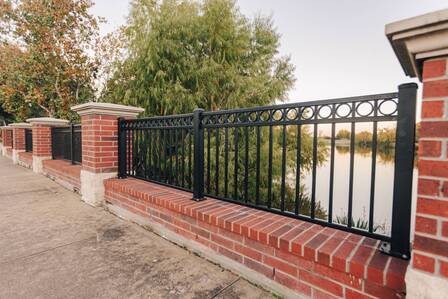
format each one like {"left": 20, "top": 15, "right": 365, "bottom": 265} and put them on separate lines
{"left": 302, "top": 143, "right": 415, "bottom": 236}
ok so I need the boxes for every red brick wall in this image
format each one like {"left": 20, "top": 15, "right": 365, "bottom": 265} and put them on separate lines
{"left": 12, "top": 128, "right": 25, "bottom": 151}
{"left": 32, "top": 125, "right": 52, "bottom": 157}
{"left": 81, "top": 115, "right": 118, "bottom": 173}
{"left": 3, "top": 128, "right": 13, "bottom": 147}
{"left": 414, "top": 57, "right": 448, "bottom": 279}
{"left": 42, "top": 159, "right": 81, "bottom": 191}
{"left": 18, "top": 152, "right": 33, "bottom": 168}
{"left": 105, "top": 178, "right": 408, "bottom": 299}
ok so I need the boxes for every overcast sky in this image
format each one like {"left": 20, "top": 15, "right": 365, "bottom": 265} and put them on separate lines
{"left": 90, "top": 0, "right": 447, "bottom": 105}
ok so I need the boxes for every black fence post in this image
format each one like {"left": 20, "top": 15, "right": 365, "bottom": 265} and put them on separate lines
{"left": 70, "top": 123, "right": 75, "bottom": 165}
{"left": 192, "top": 108, "right": 205, "bottom": 201}
{"left": 382, "top": 83, "right": 417, "bottom": 260}
{"left": 118, "top": 117, "right": 127, "bottom": 179}
{"left": 51, "top": 128, "right": 55, "bottom": 160}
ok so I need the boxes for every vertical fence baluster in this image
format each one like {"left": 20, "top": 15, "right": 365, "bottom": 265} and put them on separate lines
{"left": 311, "top": 122, "right": 318, "bottom": 219}
{"left": 328, "top": 122, "right": 336, "bottom": 223}
{"left": 234, "top": 127, "right": 239, "bottom": 201}
{"left": 188, "top": 129, "right": 192, "bottom": 189}
{"left": 175, "top": 129, "right": 179, "bottom": 185}
{"left": 244, "top": 126, "right": 249, "bottom": 203}
{"left": 255, "top": 125, "right": 261, "bottom": 206}
{"left": 347, "top": 107, "right": 356, "bottom": 228}
{"left": 192, "top": 108, "right": 205, "bottom": 201}
{"left": 168, "top": 129, "right": 172, "bottom": 184}
{"left": 158, "top": 129, "right": 162, "bottom": 180}
{"left": 207, "top": 128, "right": 211, "bottom": 194}
{"left": 224, "top": 127, "right": 229, "bottom": 198}
{"left": 369, "top": 121, "right": 378, "bottom": 233}
{"left": 127, "top": 125, "right": 130, "bottom": 175}
{"left": 267, "top": 125, "right": 273, "bottom": 209}
{"left": 132, "top": 127, "right": 136, "bottom": 175}
{"left": 181, "top": 128, "right": 185, "bottom": 187}
{"left": 215, "top": 128, "right": 220, "bottom": 196}
{"left": 295, "top": 124, "right": 302, "bottom": 215}
{"left": 281, "top": 124, "right": 287, "bottom": 212}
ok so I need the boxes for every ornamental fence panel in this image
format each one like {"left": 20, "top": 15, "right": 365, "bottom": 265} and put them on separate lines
{"left": 118, "top": 83, "right": 417, "bottom": 259}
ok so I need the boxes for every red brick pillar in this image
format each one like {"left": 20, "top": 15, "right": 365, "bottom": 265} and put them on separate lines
{"left": 412, "top": 57, "right": 448, "bottom": 279}
{"left": 386, "top": 9, "right": 448, "bottom": 298}
{"left": 10, "top": 123, "right": 31, "bottom": 164}
{"left": 71, "top": 103, "right": 143, "bottom": 206}
{"left": 1, "top": 127, "right": 13, "bottom": 158}
{"left": 26, "top": 118, "right": 69, "bottom": 173}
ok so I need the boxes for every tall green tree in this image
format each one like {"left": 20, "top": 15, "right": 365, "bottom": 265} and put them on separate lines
{"left": 110, "top": 0, "right": 329, "bottom": 218}
{"left": 101, "top": 0, "right": 295, "bottom": 115}
{"left": 0, "top": 0, "right": 101, "bottom": 121}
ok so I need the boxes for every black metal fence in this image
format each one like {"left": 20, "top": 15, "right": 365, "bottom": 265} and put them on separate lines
{"left": 51, "top": 124, "right": 82, "bottom": 164}
{"left": 118, "top": 83, "right": 417, "bottom": 259}
{"left": 25, "top": 129, "right": 32, "bottom": 152}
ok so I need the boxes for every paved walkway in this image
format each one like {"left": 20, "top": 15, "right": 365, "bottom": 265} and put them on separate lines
{"left": 0, "top": 157, "right": 273, "bottom": 299}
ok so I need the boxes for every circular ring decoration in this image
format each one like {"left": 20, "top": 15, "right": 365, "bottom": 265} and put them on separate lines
{"left": 286, "top": 108, "right": 298, "bottom": 121}
{"left": 356, "top": 101, "right": 374, "bottom": 117}
{"left": 301, "top": 106, "right": 315, "bottom": 120}
{"left": 248, "top": 111, "right": 258, "bottom": 122}
{"left": 237, "top": 112, "right": 248, "bottom": 123}
{"left": 273, "top": 109, "right": 284, "bottom": 121}
{"left": 378, "top": 99, "right": 398, "bottom": 116}
{"left": 217, "top": 114, "right": 226, "bottom": 124}
{"left": 227, "top": 113, "right": 236, "bottom": 123}
{"left": 335, "top": 103, "right": 352, "bottom": 118}
{"left": 259, "top": 110, "right": 270, "bottom": 122}
{"left": 318, "top": 105, "right": 332, "bottom": 119}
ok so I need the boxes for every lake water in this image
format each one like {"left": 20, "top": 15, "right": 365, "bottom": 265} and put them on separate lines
{"left": 301, "top": 145, "right": 418, "bottom": 236}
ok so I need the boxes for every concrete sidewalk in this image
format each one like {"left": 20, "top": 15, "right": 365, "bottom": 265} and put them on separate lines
{"left": 0, "top": 157, "right": 273, "bottom": 299}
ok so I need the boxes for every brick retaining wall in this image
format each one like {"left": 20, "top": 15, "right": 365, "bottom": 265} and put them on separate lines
{"left": 42, "top": 159, "right": 81, "bottom": 193}
{"left": 18, "top": 152, "right": 33, "bottom": 169}
{"left": 104, "top": 178, "right": 408, "bottom": 299}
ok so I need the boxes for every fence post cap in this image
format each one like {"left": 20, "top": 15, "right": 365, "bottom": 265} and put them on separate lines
{"left": 398, "top": 82, "right": 418, "bottom": 90}
{"left": 26, "top": 117, "right": 70, "bottom": 127}
{"left": 9, "top": 122, "right": 32, "bottom": 129}
{"left": 71, "top": 102, "right": 144, "bottom": 118}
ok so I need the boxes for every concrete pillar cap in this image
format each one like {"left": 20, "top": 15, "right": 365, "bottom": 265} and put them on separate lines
{"left": 26, "top": 117, "right": 70, "bottom": 127}
{"left": 386, "top": 8, "right": 448, "bottom": 80}
{"left": 71, "top": 102, "right": 144, "bottom": 118}
{"left": 9, "top": 122, "right": 32, "bottom": 129}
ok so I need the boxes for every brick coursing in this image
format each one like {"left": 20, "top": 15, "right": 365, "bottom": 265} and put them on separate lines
{"left": 81, "top": 115, "right": 119, "bottom": 173}
{"left": 2, "top": 128, "right": 13, "bottom": 147}
{"left": 104, "top": 178, "right": 408, "bottom": 299}
{"left": 42, "top": 159, "right": 81, "bottom": 191}
{"left": 414, "top": 57, "right": 448, "bottom": 279}
{"left": 12, "top": 128, "right": 25, "bottom": 150}
{"left": 32, "top": 125, "right": 52, "bottom": 157}
{"left": 18, "top": 152, "right": 33, "bottom": 168}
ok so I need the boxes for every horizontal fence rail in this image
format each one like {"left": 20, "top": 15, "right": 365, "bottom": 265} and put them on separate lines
{"left": 25, "top": 128, "right": 32, "bottom": 152}
{"left": 118, "top": 83, "right": 417, "bottom": 259}
{"left": 51, "top": 124, "right": 82, "bottom": 164}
